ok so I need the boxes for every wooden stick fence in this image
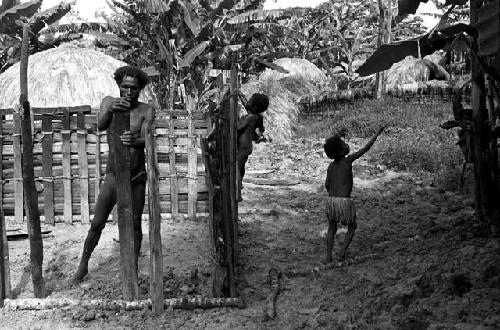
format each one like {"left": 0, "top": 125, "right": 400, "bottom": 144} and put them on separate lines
{"left": 0, "top": 106, "right": 209, "bottom": 225}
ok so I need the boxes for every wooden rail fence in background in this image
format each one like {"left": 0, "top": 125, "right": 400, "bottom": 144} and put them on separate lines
{"left": 0, "top": 105, "right": 209, "bottom": 225}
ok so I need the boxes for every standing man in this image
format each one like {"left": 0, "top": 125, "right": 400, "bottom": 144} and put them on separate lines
{"left": 72, "top": 66, "right": 154, "bottom": 283}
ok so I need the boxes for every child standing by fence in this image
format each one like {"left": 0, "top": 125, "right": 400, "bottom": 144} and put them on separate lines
{"left": 236, "top": 91, "right": 269, "bottom": 201}
{"left": 323, "top": 126, "right": 385, "bottom": 263}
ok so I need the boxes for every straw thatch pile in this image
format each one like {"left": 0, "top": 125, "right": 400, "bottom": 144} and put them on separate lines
{"left": 0, "top": 44, "right": 154, "bottom": 110}
{"left": 259, "top": 58, "right": 328, "bottom": 84}
{"left": 385, "top": 55, "right": 450, "bottom": 93}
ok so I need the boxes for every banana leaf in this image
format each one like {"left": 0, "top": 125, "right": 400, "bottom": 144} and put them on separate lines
{"left": 0, "top": 0, "right": 42, "bottom": 35}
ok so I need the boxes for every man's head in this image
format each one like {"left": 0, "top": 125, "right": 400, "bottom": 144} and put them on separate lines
{"left": 324, "top": 134, "right": 350, "bottom": 160}
{"left": 113, "top": 66, "right": 149, "bottom": 100}
{"left": 247, "top": 93, "right": 269, "bottom": 114}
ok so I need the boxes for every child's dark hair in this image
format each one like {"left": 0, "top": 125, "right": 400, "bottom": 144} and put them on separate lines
{"left": 247, "top": 93, "right": 269, "bottom": 114}
{"left": 324, "top": 135, "right": 345, "bottom": 160}
{"left": 114, "top": 66, "right": 149, "bottom": 89}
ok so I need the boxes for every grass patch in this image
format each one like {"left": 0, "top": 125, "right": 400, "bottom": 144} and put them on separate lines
{"left": 296, "top": 99, "right": 465, "bottom": 190}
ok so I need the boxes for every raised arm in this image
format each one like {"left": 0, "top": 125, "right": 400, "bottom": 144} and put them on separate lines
{"left": 237, "top": 90, "right": 249, "bottom": 110}
{"left": 346, "top": 126, "right": 385, "bottom": 162}
{"left": 256, "top": 114, "right": 265, "bottom": 133}
{"left": 97, "top": 96, "right": 115, "bottom": 131}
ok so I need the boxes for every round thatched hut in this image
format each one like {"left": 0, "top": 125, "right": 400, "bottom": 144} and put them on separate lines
{"left": 259, "top": 58, "right": 328, "bottom": 84}
{"left": 0, "top": 44, "right": 154, "bottom": 110}
{"left": 385, "top": 55, "right": 450, "bottom": 93}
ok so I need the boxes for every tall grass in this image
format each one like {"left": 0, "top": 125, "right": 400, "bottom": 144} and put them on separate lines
{"left": 296, "top": 99, "right": 465, "bottom": 190}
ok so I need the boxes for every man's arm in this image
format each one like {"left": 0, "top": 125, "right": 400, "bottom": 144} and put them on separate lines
{"left": 256, "top": 114, "right": 265, "bottom": 133}
{"left": 346, "top": 126, "right": 385, "bottom": 162}
{"left": 97, "top": 96, "right": 114, "bottom": 131}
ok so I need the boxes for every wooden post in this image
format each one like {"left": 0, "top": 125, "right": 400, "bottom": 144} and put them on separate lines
{"left": 112, "top": 110, "right": 139, "bottom": 301}
{"left": 219, "top": 74, "right": 236, "bottom": 298}
{"left": 229, "top": 65, "right": 239, "bottom": 262}
{"left": 13, "top": 113, "right": 22, "bottom": 224}
{"left": 61, "top": 109, "right": 72, "bottom": 224}
{"left": 145, "top": 119, "right": 164, "bottom": 314}
{"left": 77, "top": 113, "right": 89, "bottom": 224}
{"left": 0, "top": 206, "right": 11, "bottom": 306}
{"left": 20, "top": 23, "right": 46, "bottom": 298}
{"left": 470, "top": 0, "right": 496, "bottom": 224}
{"left": 186, "top": 97, "right": 198, "bottom": 220}
{"left": 41, "top": 115, "right": 55, "bottom": 225}
{"left": 167, "top": 115, "right": 179, "bottom": 219}
{"left": 0, "top": 118, "right": 11, "bottom": 303}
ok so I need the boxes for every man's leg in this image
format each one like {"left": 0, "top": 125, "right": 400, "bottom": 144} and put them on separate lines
{"left": 324, "top": 218, "right": 337, "bottom": 264}
{"left": 132, "top": 178, "right": 146, "bottom": 274}
{"left": 73, "top": 175, "right": 117, "bottom": 282}
{"left": 339, "top": 223, "right": 357, "bottom": 260}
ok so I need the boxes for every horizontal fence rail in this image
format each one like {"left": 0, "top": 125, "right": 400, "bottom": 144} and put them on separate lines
{"left": 0, "top": 106, "right": 209, "bottom": 224}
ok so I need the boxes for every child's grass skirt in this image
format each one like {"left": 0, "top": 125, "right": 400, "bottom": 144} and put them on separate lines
{"left": 326, "top": 197, "right": 356, "bottom": 226}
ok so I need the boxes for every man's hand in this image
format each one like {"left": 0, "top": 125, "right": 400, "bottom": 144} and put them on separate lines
{"left": 111, "top": 97, "right": 130, "bottom": 112}
{"left": 120, "top": 130, "right": 140, "bottom": 145}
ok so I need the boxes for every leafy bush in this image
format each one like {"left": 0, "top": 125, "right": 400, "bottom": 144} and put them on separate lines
{"left": 296, "top": 98, "right": 465, "bottom": 190}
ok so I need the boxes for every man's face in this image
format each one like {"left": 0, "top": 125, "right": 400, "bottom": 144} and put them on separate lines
{"left": 119, "top": 75, "right": 141, "bottom": 101}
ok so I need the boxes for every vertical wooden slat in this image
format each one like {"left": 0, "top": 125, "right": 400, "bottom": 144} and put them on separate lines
{"left": 186, "top": 97, "right": 198, "bottom": 220}
{"left": 13, "top": 113, "right": 23, "bottom": 224}
{"left": 62, "top": 109, "right": 72, "bottom": 224}
{"left": 168, "top": 114, "right": 179, "bottom": 219}
{"left": 229, "top": 66, "right": 239, "bottom": 264}
{"left": 95, "top": 130, "right": 102, "bottom": 208}
{"left": 146, "top": 119, "right": 163, "bottom": 314}
{"left": 0, "top": 117, "right": 11, "bottom": 302}
{"left": 41, "top": 115, "right": 54, "bottom": 225}
{"left": 113, "top": 111, "right": 139, "bottom": 301}
{"left": 77, "top": 112, "right": 89, "bottom": 224}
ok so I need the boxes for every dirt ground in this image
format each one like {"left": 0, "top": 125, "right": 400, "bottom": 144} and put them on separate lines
{"left": 1, "top": 137, "right": 500, "bottom": 329}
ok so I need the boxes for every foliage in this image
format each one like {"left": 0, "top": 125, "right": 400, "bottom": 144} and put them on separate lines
{"left": 296, "top": 98, "right": 464, "bottom": 189}
{"left": 0, "top": 0, "right": 72, "bottom": 73}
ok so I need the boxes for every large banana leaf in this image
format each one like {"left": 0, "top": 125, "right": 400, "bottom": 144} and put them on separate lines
{"left": 178, "top": 41, "right": 210, "bottom": 68}
{"left": 0, "top": 0, "right": 42, "bottom": 35}
{"left": 29, "top": 2, "right": 72, "bottom": 35}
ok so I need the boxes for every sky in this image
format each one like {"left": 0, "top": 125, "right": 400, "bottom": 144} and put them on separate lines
{"left": 29, "top": 0, "right": 440, "bottom": 30}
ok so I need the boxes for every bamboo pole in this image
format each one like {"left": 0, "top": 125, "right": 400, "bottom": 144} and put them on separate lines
{"left": 41, "top": 115, "right": 54, "bottom": 225}
{"left": 13, "top": 113, "right": 22, "bottom": 224}
{"left": 229, "top": 65, "right": 239, "bottom": 262}
{"left": 3, "top": 297, "right": 245, "bottom": 311}
{"left": 77, "top": 112, "right": 89, "bottom": 224}
{"left": 19, "top": 23, "right": 46, "bottom": 298}
{"left": 112, "top": 111, "right": 138, "bottom": 301}
{"left": 61, "top": 109, "right": 72, "bottom": 224}
{"left": 186, "top": 97, "right": 198, "bottom": 220}
{"left": 145, "top": 118, "right": 163, "bottom": 314}
{"left": 0, "top": 118, "right": 11, "bottom": 303}
{"left": 168, "top": 114, "right": 179, "bottom": 219}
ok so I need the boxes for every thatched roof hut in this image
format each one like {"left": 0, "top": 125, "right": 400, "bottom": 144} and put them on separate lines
{"left": 385, "top": 55, "right": 450, "bottom": 93}
{"left": 259, "top": 58, "right": 328, "bottom": 84}
{"left": 0, "top": 44, "right": 154, "bottom": 110}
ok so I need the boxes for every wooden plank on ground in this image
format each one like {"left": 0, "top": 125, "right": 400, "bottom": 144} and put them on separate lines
{"left": 41, "top": 115, "right": 55, "bottom": 225}
{"left": 62, "top": 109, "right": 72, "bottom": 224}
{"left": 146, "top": 119, "right": 163, "bottom": 314}
{"left": 77, "top": 112, "right": 89, "bottom": 224}
{"left": 13, "top": 113, "right": 23, "bottom": 224}
{"left": 112, "top": 111, "right": 139, "bottom": 301}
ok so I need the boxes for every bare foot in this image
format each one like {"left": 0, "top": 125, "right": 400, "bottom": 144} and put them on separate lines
{"left": 70, "top": 266, "right": 88, "bottom": 285}
{"left": 321, "top": 257, "right": 332, "bottom": 265}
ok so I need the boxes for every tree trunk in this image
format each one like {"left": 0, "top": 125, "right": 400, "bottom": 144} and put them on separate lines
{"left": 375, "top": 0, "right": 392, "bottom": 99}
{"left": 470, "top": 0, "right": 498, "bottom": 228}
{"left": 20, "top": 24, "right": 46, "bottom": 299}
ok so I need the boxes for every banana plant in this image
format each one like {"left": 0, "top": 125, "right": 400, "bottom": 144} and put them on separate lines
{"left": 0, "top": 0, "right": 72, "bottom": 73}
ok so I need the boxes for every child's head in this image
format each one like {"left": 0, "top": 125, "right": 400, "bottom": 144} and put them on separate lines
{"left": 324, "top": 134, "right": 350, "bottom": 160}
{"left": 247, "top": 93, "right": 269, "bottom": 114}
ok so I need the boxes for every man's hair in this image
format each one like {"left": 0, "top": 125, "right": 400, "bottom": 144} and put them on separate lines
{"left": 247, "top": 93, "right": 269, "bottom": 114}
{"left": 324, "top": 134, "right": 345, "bottom": 160}
{"left": 114, "top": 66, "right": 149, "bottom": 89}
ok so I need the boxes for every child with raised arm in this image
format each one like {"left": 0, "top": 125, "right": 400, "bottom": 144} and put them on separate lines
{"left": 323, "top": 126, "right": 385, "bottom": 263}
{"left": 236, "top": 91, "right": 269, "bottom": 201}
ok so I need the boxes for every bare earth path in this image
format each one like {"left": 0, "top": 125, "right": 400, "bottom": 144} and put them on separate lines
{"left": 1, "top": 138, "right": 499, "bottom": 329}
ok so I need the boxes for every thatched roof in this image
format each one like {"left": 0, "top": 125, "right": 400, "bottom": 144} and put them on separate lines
{"left": 0, "top": 44, "right": 154, "bottom": 110}
{"left": 385, "top": 55, "right": 450, "bottom": 92}
{"left": 259, "top": 58, "right": 327, "bottom": 84}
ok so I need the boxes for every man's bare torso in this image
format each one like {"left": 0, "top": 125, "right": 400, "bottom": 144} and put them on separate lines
{"left": 326, "top": 158, "right": 353, "bottom": 197}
